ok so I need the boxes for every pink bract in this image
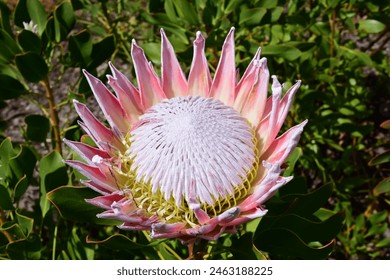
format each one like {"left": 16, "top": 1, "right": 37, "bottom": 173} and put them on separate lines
{"left": 64, "top": 28, "right": 307, "bottom": 243}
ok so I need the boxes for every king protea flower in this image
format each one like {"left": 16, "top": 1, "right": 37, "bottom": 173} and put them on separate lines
{"left": 64, "top": 28, "right": 307, "bottom": 243}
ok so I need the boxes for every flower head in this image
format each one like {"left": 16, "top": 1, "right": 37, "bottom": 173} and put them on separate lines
{"left": 64, "top": 28, "right": 307, "bottom": 243}
{"left": 22, "top": 20, "right": 38, "bottom": 34}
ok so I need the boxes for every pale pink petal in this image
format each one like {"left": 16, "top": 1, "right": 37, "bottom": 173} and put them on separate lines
{"left": 80, "top": 179, "right": 117, "bottom": 195}
{"left": 73, "top": 100, "right": 125, "bottom": 152}
{"left": 262, "top": 120, "right": 308, "bottom": 164}
{"left": 83, "top": 70, "right": 130, "bottom": 134}
{"left": 65, "top": 160, "right": 118, "bottom": 190}
{"left": 63, "top": 139, "right": 110, "bottom": 164}
{"left": 240, "top": 58, "right": 269, "bottom": 127}
{"left": 86, "top": 193, "right": 124, "bottom": 210}
{"left": 108, "top": 61, "right": 144, "bottom": 113}
{"left": 131, "top": 40, "right": 166, "bottom": 109}
{"left": 188, "top": 32, "right": 212, "bottom": 97}
{"left": 222, "top": 207, "right": 268, "bottom": 227}
{"left": 161, "top": 29, "right": 188, "bottom": 98}
{"left": 275, "top": 80, "right": 301, "bottom": 132}
{"left": 233, "top": 48, "right": 261, "bottom": 112}
{"left": 241, "top": 161, "right": 293, "bottom": 212}
{"left": 209, "top": 27, "right": 236, "bottom": 106}
{"left": 256, "top": 75, "right": 282, "bottom": 152}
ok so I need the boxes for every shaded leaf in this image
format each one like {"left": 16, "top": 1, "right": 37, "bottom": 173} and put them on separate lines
{"left": 0, "top": 184, "right": 14, "bottom": 210}
{"left": 39, "top": 151, "right": 68, "bottom": 217}
{"left": 368, "top": 150, "right": 390, "bottom": 166}
{"left": 69, "top": 30, "right": 93, "bottom": 67}
{"left": 18, "top": 30, "right": 42, "bottom": 53}
{"left": 15, "top": 209, "right": 34, "bottom": 237}
{"left": 14, "top": 175, "right": 29, "bottom": 200}
{"left": 24, "top": 114, "right": 50, "bottom": 142}
{"left": 373, "top": 178, "right": 390, "bottom": 196}
{"left": 0, "top": 74, "right": 26, "bottom": 100}
{"left": 15, "top": 52, "right": 48, "bottom": 82}
{"left": 0, "top": 29, "right": 21, "bottom": 63}
{"left": 239, "top": 7, "right": 267, "bottom": 26}
{"left": 254, "top": 228, "right": 335, "bottom": 259}
{"left": 6, "top": 234, "right": 42, "bottom": 259}
{"left": 88, "top": 35, "right": 115, "bottom": 69}
{"left": 47, "top": 186, "right": 120, "bottom": 225}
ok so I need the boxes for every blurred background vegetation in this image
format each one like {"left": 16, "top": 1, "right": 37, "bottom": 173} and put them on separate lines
{"left": 0, "top": 0, "right": 389, "bottom": 259}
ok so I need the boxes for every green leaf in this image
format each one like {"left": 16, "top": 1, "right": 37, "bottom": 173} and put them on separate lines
{"left": 0, "top": 2, "right": 12, "bottom": 35}
{"left": 258, "top": 0, "right": 278, "bottom": 8}
{"left": 15, "top": 52, "right": 48, "bottom": 82}
{"left": 376, "top": 238, "right": 390, "bottom": 248}
{"left": 239, "top": 7, "right": 267, "bottom": 26}
{"left": 0, "top": 138, "right": 18, "bottom": 183}
{"left": 15, "top": 209, "right": 34, "bottom": 237}
{"left": 262, "top": 45, "right": 302, "bottom": 61}
{"left": 14, "top": 175, "right": 29, "bottom": 200}
{"left": 254, "top": 229, "right": 335, "bottom": 259}
{"left": 171, "top": 0, "right": 198, "bottom": 25}
{"left": 0, "top": 29, "right": 21, "bottom": 63}
{"left": 39, "top": 151, "right": 68, "bottom": 217}
{"left": 9, "top": 145, "right": 36, "bottom": 182}
{"left": 283, "top": 183, "right": 334, "bottom": 216}
{"left": 26, "top": 0, "right": 47, "bottom": 36}
{"left": 283, "top": 147, "right": 302, "bottom": 176}
{"left": 358, "top": 19, "right": 386, "bottom": 33}
{"left": 0, "top": 222, "right": 26, "bottom": 240}
{"left": 88, "top": 35, "right": 115, "bottom": 69}
{"left": 141, "top": 43, "right": 161, "bottom": 65}
{"left": 24, "top": 114, "right": 50, "bottom": 142}
{"left": 368, "top": 211, "right": 387, "bottom": 224}
{"left": 368, "top": 150, "right": 390, "bottom": 166}
{"left": 0, "top": 74, "right": 26, "bottom": 100}
{"left": 230, "top": 233, "right": 266, "bottom": 260}
{"left": 373, "top": 178, "right": 390, "bottom": 196}
{"left": 18, "top": 30, "right": 42, "bottom": 53}
{"left": 14, "top": 0, "right": 29, "bottom": 28}
{"left": 260, "top": 213, "right": 344, "bottom": 243}
{"left": 47, "top": 186, "right": 120, "bottom": 225}
{"left": 6, "top": 234, "right": 42, "bottom": 259}
{"left": 69, "top": 30, "right": 93, "bottom": 67}
{"left": 53, "top": 1, "right": 75, "bottom": 42}
{"left": 225, "top": 0, "right": 245, "bottom": 14}
{"left": 0, "top": 184, "right": 14, "bottom": 210}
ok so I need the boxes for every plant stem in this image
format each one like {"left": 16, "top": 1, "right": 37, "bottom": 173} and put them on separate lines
{"left": 42, "top": 77, "right": 62, "bottom": 155}
{"left": 52, "top": 224, "right": 58, "bottom": 260}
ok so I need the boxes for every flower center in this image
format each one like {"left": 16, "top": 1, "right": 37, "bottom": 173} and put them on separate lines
{"left": 116, "top": 96, "right": 260, "bottom": 225}
{"left": 127, "top": 96, "right": 257, "bottom": 207}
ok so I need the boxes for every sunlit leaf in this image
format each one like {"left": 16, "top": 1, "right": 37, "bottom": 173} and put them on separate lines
{"left": 358, "top": 19, "right": 386, "bottom": 33}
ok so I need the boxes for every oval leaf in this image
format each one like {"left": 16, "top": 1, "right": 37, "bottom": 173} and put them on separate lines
{"left": 18, "top": 30, "right": 42, "bottom": 53}
{"left": 358, "top": 19, "right": 386, "bottom": 33}
{"left": 24, "top": 114, "right": 50, "bottom": 142}
{"left": 15, "top": 52, "right": 48, "bottom": 82}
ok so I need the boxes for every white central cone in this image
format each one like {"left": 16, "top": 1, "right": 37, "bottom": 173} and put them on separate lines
{"left": 128, "top": 96, "right": 256, "bottom": 206}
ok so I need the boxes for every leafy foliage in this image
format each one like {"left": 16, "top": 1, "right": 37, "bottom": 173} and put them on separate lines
{"left": 0, "top": 0, "right": 389, "bottom": 259}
